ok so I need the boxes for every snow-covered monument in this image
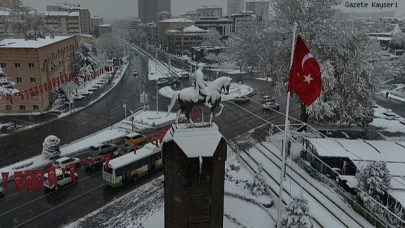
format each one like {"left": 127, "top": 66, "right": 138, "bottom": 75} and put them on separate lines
{"left": 162, "top": 123, "right": 227, "bottom": 227}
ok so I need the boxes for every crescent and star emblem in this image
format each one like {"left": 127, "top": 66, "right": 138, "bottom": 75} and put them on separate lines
{"left": 37, "top": 174, "right": 42, "bottom": 180}
{"left": 27, "top": 176, "right": 32, "bottom": 181}
{"left": 15, "top": 177, "right": 21, "bottom": 183}
{"left": 301, "top": 53, "right": 315, "bottom": 84}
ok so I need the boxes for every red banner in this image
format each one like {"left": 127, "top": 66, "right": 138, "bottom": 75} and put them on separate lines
{"left": 17, "top": 92, "right": 24, "bottom": 100}
{"left": 6, "top": 94, "right": 13, "bottom": 104}
{"left": 104, "top": 154, "right": 110, "bottom": 170}
{"left": 35, "top": 170, "right": 43, "bottom": 190}
{"left": 1, "top": 172, "right": 9, "bottom": 190}
{"left": 61, "top": 167, "right": 66, "bottom": 176}
{"left": 29, "top": 88, "right": 34, "bottom": 97}
{"left": 69, "top": 163, "right": 76, "bottom": 183}
{"left": 25, "top": 170, "right": 34, "bottom": 192}
{"left": 60, "top": 75, "right": 65, "bottom": 84}
{"left": 48, "top": 80, "right": 53, "bottom": 90}
{"left": 39, "top": 85, "right": 43, "bottom": 94}
{"left": 47, "top": 167, "right": 57, "bottom": 188}
{"left": 24, "top": 90, "right": 29, "bottom": 99}
{"left": 14, "top": 171, "right": 23, "bottom": 192}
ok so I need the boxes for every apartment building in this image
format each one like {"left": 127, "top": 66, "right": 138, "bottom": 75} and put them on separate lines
{"left": 227, "top": 0, "right": 244, "bottom": 16}
{"left": 39, "top": 11, "right": 81, "bottom": 34}
{"left": 0, "top": 0, "right": 21, "bottom": 11}
{"left": 196, "top": 5, "right": 223, "bottom": 17}
{"left": 245, "top": 1, "right": 269, "bottom": 19}
{"left": 156, "top": 18, "right": 195, "bottom": 43}
{"left": 164, "top": 25, "right": 208, "bottom": 54}
{"left": 90, "top": 15, "right": 104, "bottom": 34}
{"left": 0, "top": 34, "right": 91, "bottom": 113}
{"left": 46, "top": 3, "right": 90, "bottom": 34}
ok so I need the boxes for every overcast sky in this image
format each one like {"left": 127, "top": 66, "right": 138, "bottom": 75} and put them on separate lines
{"left": 20, "top": 0, "right": 405, "bottom": 21}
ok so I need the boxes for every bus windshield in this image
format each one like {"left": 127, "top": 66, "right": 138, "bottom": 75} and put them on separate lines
{"left": 104, "top": 167, "right": 113, "bottom": 174}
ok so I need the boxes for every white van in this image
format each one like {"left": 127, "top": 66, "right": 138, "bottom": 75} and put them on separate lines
{"left": 43, "top": 168, "right": 78, "bottom": 190}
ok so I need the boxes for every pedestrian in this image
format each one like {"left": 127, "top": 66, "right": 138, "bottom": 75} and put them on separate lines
{"left": 386, "top": 91, "right": 389, "bottom": 98}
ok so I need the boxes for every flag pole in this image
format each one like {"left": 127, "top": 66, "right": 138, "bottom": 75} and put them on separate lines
{"left": 276, "top": 21, "right": 298, "bottom": 228}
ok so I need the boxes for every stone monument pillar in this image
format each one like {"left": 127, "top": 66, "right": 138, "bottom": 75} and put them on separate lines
{"left": 162, "top": 123, "right": 227, "bottom": 228}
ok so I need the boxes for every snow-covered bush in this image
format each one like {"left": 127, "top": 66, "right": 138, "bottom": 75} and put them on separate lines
{"left": 42, "top": 135, "right": 61, "bottom": 159}
{"left": 280, "top": 193, "right": 313, "bottom": 228}
{"left": 245, "top": 164, "right": 268, "bottom": 196}
{"left": 0, "top": 67, "right": 19, "bottom": 98}
{"left": 94, "top": 33, "right": 125, "bottom": 58}
{"left": 356, "top": 161, "right": 391, "bottom": 201}
{"left": 389, "top": 32, "right": 405, "bottom": 50}
{"left": 5, "top": 12, "right": 45, "bottom": 33}
{"left": 202, "top": 29, "right": 223, "bottom": 47}
{"left": 75, "top": 41, "right": 101, "bottom": 78}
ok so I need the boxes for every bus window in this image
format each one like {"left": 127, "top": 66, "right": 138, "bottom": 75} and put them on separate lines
{"left": 105, "top": 167, "right": 113, "bottom": 174}
{"left": 115, "top": 168, "right": 122, "bottom": 177}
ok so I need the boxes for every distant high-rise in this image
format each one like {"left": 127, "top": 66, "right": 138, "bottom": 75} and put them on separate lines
{"left": 139, "top": 0, "right": 171, "bottom": 23}
{"left": 0, "top": 0, "right": 21, "bottom": 11}
{"left": 227, "top": 0, "right": 244, "bottom": 16}
{"left": 245, "top": 1, "right": 269, "bottom": 19}
{"left": 196, "top": 5, "right": 222, "bottom": 17}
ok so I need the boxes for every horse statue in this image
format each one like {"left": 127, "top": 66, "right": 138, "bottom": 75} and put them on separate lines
{"left": 166, "top": 76, "right": 232, "bottom": 126}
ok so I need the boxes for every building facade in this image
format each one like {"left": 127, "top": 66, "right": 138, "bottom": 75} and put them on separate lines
{"left": 41, "top": 11, "right": 81, "bottom": 35}
{"left": 158, "top": 0, "right": 171, "bottom": 14}
{"left": 97, "top": 24, "right": 112, "bottom": 37}
{"left": 196, "top": 5, "right": 223, "bottom": 17}
{"left": 136, "top": 23, "right": 157, "bottom": 42}
{"left": 164, "top": 25, "right": 208, "bottom": 54}
{"left": 129, "top": 18, "right": 141, "bottom": 34}
{"left": 245, "top": 1, "right": 269, "bottom": 19}
{"left": 179, "top": 11, "right": 200, "bottom": 21}
{"left": 46, "top": 3, "right": 91, "bottom": 34}
{"left": 227, "top": 0, "right": 244, "bottom": 16}
{"left": 229, "top": 11, "right": 255, "bottom": 33}
{"left": 156, "top": 18, "right": 195, "bottom": 43}
{"left": 0, "top": 0, "right": 21, "bottom": 11}
{"left": 90, "top": 16, "right": 104, "bottom": 34}
{"left": 0, "top": 34, "right": 91, "bottom": 113}
{"left": 139, "top": 0, "right": 171, "bottom": 23}
{"left": 157, "top": 11, "right": 172, "bottom": 22}
{"left": 195, "top": 17, "right": 232, "bottom": 37}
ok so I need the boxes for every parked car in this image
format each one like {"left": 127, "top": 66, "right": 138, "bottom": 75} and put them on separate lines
{"left": 52, "top": 157, "right": 81, "bottom": 168}
{"left": 43, "top": 168, "right": 78, "bottom": 191}
{"left": 84, "top": 155, "right": 108, "bottom": 170}
{"left": 0, "top": 186, "right": 4, "bottom": 198}
{"left": 125, "top": 133, "right": 147, "bottom": 146}
{"left": 178, "top": 72, "right": 190, "bottom": 79}
{"left": 89, "top": 143, "right": 118, "bottom": 156}
{"left": 262, "top": 102, "right": 280, "bottom": 110}
{"left": 157, "top": 78, "right": 168, "bottom": 85}
{"left": 133, "top": 70, "right": 138, "bottom": 76}
{"left": 235, "top": 96, "right": 250, "bottom": 103}
{"left": 262, "top": 95, "right": 275, "bottom": 103}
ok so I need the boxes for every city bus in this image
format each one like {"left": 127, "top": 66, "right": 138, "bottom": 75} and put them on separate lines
{"left": 102, "top": 143, "right": 162, "bottom": 187}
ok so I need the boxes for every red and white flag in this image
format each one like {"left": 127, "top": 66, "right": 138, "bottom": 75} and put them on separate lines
{"left": 47, "top": 167, "right": 57, "bottom": 188}
{"left": 61, "top": 167, "right": 66, "bottom": 176}
{"left": 69, "top": 163, "right": 76, "bottom": 183}
{"left": 5, "top": 94, "right": 13, "bottom": 104}
{"left": 34, "top": 170, "right": 44, "bottom": 190}
{"left": 1, "top": 172, "right": 9, "bottom": 190}
{"left": 14, "top": 171, "right": 23, "bottom": 192}
{"left": 104, "top": 154, "right": 111, "bottom": 170}
{"left": 24, "top": 170, "right": 34, "bottom": 192}
{"left": 133, "top": 143, "right": 138, "bottom": 154}
{"left": 288, "top": 35, "right": 322, "bottom": 107}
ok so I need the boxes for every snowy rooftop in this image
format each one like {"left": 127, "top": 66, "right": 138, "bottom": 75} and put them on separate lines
{"left": 164, "top": 123, "right": 224, "bottom": 158}
{"left": 159, "top": 18, "right": 194, "bottom": 23}
{"left": 306, "top": 138, "right": 405, "bottom": 163}
{"left": 38, "top": 11, "right": 79, "bottom": 17}
{"left": 99, "top": 24, "right": 111, "bottom": 27}
{"left": 108, "top": 143, "right": 160, "bottom": 169}
{"left": 0, "top": 35, "right": 73, "bottom": 48}
{"left": 183, "top": 25, "right": 206, "bottom": 32}
{"left": 0, "top": 11, "right": 10, "bottom": 16}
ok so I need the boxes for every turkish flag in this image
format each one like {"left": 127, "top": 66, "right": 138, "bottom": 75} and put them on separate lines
{"left": 153, "top": 133, "right": 158, "bottom": 146}
{"left": 1, "top": 172, "right": 9, "bottom": 190}
{"left": 69, "top": 163, "right": 76, "bottom": 183}
{"left": 159, "top": 130, "right": 164, "bottom": 144}
{"left": 34, "top": 86, "right": 39, "bottom": 96}
{"left": 133, "top": 143, "right": 138, "bottom": 154}
{"left": 104, "top": 154, "right": 110, "bottom": 170}
{"left": 61, "top": 167, "right": 66, "bottom": 175}
{"left": 24, "top": 90, "right": 29, "bottom": 99}
{"left": 288, "top": 35, "right": 322, "bottom": 107}
{"left": 34, "top": 170, "right": 44, "bottom": 190}
{"left": 56, "top": 77, "right": 60, "bottom": 86}
{"left": 48, "top": 80, "right": 53, "bottom": 90}
{"left": 14, "top": 171, "right": 23, "bottom": 192}
{"left": 147, "top": 135, "right": 153, "bottom": 144}
{"left": 17, "top": 92, "right": 24, "bottom": 100}
{"left": 24, "top": 170, "right": 34, "bottom": 192}
{"left": 44, "top": 82, "right": 48, "bottom": 91}
{"left": 60, "top": 75, "right": 65, "bottom": 84}
{"left": 47, "top": 167, "right": 57, "bottom": 188}
{"left": 6, "top": 94, "right": 13, "bottom": 104}
{"left": 190, "top": 109, "right": 195, "bottom": 122}
{"left": 39, "top": 85, "right": 43, "bottom": 94}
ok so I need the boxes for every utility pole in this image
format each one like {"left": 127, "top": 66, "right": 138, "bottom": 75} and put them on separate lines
{"left": 168, "top": 53, "right": 171, "bottom": 76}
{"left": 156, "top": 81, "right": 159, "bottom": 115}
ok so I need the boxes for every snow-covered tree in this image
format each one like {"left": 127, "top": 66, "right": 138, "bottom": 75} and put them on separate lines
{"left": 42, "top": 135, "right": 61, "bottom": 159}
{"left": 280, "top": 193, "right": 313, "bottom": 228}
{"left": 6, "top": 12, "right": 45, "bottom": 33}
{"left": 58, "top": 82, "right": 78, "bottom": 106}
{"left": 202, "top": 29, "right": 223, "bottom": 47}
{"left": 356, "top": 161, "right": 391, "bottom": 201}
{"left": 245, "top": 164, "right": 268, "bottom": 196}
{"left": 225, "top": 0, "right": 394, "bottom": 124}
{"left": 389, "top": 32, "right": 405, "bottom": 50}
{"left": 0, "top": 67, "right": 19, "bottom": 98}
{"left": 75, "top": 41, "right": 100, "bottom": 77}
{"left": 94, "top": 32, "right": 125, "bottom": 58}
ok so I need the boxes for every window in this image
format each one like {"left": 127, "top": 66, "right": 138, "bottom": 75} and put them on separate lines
{"left": 33, "top": 105, "right": 39, "bottom": 110}
{"left": 16, "top": 77, "right": 22, "bottom": 82}
{"left": 30, "top": 77, "right": 36, "bottom": 83}
{"left": 29, "top": 63, "right": 34, "bottom": 68}
{"left": 0, "top": 63, "right": 6, "bottom": 68}
{"left": 30, "top": 91, "right": 35, "bottom": 97}
{"left": 19, "top": 105, "right": 25, "bottom": 111}
{"left": 14, "top": 63, "right": 20, "bottom": 68}
{"left": 62, "top": 158, "right": 74, "bottom": 164}
{"left": 6, "top": 105, "right": 11, "bottom": 111}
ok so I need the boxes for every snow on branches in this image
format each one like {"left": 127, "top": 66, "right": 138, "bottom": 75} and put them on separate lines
{"left": 245, "top": 164, "right": 269, "bottom": 197}
{"left": 0, "top": 67, "right": 19, "bottom": 98}
{"left": 356, "top": 161, "right": 391, "bottom": 201}
{"left": 202, "top": 29, "right": 223, "bottom": 48}
{"left": 94, "top": 33, "right": 125, "bottom": 59}
{"left": 75, "top": 41, "right": 102, "bottom": 78}
{"left": 42, "top": 135, "right": 61, "bottom": 159}
{"left": 280, "top": 193, "right": 313, "bottom": 228}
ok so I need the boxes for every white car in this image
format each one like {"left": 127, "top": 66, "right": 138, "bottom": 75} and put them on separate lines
{"left": 52, "top": 157, "right": 80, "bottom": 168}
{"left": 43, "top": 168, "right": 78, "bottom": 190}
{"left": 262, "top": 95, "right": 275, "bottom": 103}
{"left": 262, "top": 102, "right": 280, "bottom": 110}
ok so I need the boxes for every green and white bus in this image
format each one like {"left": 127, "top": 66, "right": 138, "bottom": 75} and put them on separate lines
{"left": 102, "top": 143, "right": 162, "bottom": 187}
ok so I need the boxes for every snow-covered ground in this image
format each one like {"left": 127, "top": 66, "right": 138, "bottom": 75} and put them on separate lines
{"left": 114, "top": 110, "right": 178, "bottom": 131}
{"left": 381, "top": 83, "right": 405, "bottom": 103}
{"left": 64, "top": 152, "right": 275, "bottom": 228}
{"left": 371, "top": 105, "right": 405, "bottom": 133}
{"left": 256, "top": 77, "right": 273, "bottom": 82}
{"left": 158, "top": 82, "right": 254, "bottom": 100}
{"left": 0, "top": 109, "right": 179, "bottom": 182}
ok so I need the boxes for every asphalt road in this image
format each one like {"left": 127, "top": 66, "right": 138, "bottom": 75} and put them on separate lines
{"left": 0, "top": 47, "right": 300, "bottom": 227}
